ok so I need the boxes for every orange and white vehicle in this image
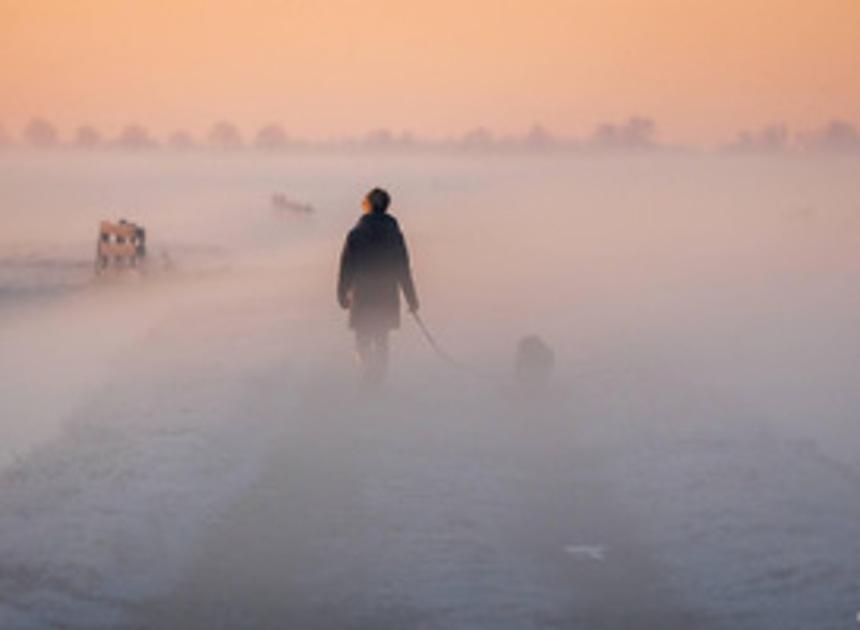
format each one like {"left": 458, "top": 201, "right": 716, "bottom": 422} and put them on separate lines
{"left": 95, "top": 220, "right": 147, "bottom": 273}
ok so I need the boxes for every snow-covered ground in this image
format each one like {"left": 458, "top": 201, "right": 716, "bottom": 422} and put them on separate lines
{"left": 1, "top": 154, "right": 858, "bottom": 628}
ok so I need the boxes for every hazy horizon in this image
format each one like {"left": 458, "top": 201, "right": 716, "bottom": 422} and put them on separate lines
{"left": 2, "top": 0, "right": 859, "bottom": 146}
{"left": 2, "top": 116, "right": 860, "bottom": 155}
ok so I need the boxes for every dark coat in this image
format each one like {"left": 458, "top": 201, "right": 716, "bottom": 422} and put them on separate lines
{"left": 338, "top": 212, "right": 418, "bottom": 332}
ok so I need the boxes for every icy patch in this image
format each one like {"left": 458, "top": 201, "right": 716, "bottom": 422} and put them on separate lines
{"left": 564, "top": 545, "right": 607, "bottom": 561}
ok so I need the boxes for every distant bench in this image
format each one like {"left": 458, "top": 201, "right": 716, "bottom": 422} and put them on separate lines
{"left": 96, "top": 220, "right": 146, "bottom": 272}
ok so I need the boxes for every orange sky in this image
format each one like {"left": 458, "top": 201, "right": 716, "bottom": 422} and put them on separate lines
{"left": 1, "top": 0, "right": 858, "bottom": 144}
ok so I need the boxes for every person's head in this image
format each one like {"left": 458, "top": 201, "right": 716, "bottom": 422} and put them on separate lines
{"left": 363, "top": 188, "right": 391, "bottom": 214}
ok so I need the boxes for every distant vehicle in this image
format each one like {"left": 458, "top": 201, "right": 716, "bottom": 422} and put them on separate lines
{"left": 271, "top": 193, "right": 314, "bottom": 214}
{"left": 95, "top": 219, "right": 147, "bottom": 273}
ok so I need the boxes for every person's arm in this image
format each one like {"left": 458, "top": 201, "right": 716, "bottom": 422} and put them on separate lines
{"left": 337, "top": 233, "right": 354, "bottom": 309}
{"left": 396, "top": 231, "right": 419, "bottom": 312}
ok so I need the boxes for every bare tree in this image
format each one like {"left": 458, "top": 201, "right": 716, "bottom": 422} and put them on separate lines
{"left": 459, "top": 126, "right": 495, "bottom": 150}
{"left": 523, "top": 124, "right": 555, "bottom": 150}
{"left": 207, "top": 121, "right": 243, "bottom": 150}
{"left": 800, "top": 119, "right": 860, "bottom": 153}
{"left": 363, "top": 128, "right": 394, "bottom": 149}
{"left": 24, "top": 118, "right": 59, "bottom": 148}
{"left": 590, "top": 116, "right": 656, "bottom": 150}
{"left": 359, "top": 128, "right": 416, "bottom": 151}
{"left": 114, "top": 124, "right": 158, "bottom": 150}
{"left": 726, "top": 124, "right": 789, "bottom": 154}
{"left": 254, "top": 124, "right": 289, "bottom": 150}
{"left": 167, "top": 130, "right": 197, "bottom": 150}
{"left": 74, "top": 125, "right": 102, "bottom": 149}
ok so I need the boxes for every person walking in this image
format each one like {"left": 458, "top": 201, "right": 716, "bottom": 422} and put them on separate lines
{"left": 337, "top": 188, "right": 419, "bottom": 384}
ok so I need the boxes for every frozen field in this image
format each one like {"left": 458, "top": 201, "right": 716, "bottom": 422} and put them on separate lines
{"left": 1, "top": 153, "right": 859, "bottom": 628}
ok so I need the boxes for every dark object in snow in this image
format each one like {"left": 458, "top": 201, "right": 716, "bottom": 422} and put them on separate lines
{"left": 271, "top": 193, "right": 314, "bottom": 214}
{"left": 514, "top": 335, "right": 554, "bottom": 389}
{"left": 95, "top": 219, "right": 147, "bottom": 274}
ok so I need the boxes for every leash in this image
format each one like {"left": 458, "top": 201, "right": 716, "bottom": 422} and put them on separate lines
{"left": 410, "top": 311, "right": 498, "bottom": 381}
{"left": 410, "top": 311, "right": 642, "bottom": 387}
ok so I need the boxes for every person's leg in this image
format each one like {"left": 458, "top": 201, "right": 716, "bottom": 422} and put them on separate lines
{"left": 373, "top": 331, "right": 390, "bottom": 382}
{"left": 355, "top": 328, "right": 390, "bottom": 386}
{"left": 355, "top": 330, "right": 374, "bottom": 382}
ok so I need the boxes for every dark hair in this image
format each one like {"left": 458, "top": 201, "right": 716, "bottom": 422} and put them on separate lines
{"left": 366, "top": 188, "right": 391, "bottom": 213}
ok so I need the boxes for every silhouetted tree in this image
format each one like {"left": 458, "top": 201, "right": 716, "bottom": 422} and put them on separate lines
{"left": 74, "top": 125, "right": 102, "bottom": 149}
{"left": 727, "top": 124, "right": 788, "bottom": 154}
{"left": 24, "top": 118, "right": 59, "bottom": 148}
{"left": 360, "top": 128, "right": 416, "bottom": 151}
{"left": 255, "top": 124, "right": 289, "bottom": 150}
{"left": 114, "top": 124, "right": 157, "bottom": 150}
{"left": 523, "top": 124, "right": 555, "bottom": 150}
{"left": 363, "top": 128, "right": 394, "bottom": 149}
{"left": 591, "top": 116, "right": 656, "bottom": 150}
{"left": 399, "top": 131, "right": 417, "bottom": 148}
{"left": 800, "top": 119, "right": 860, "bottom": 153}
{"left": 167, "top": 130, "right": 197, "bottom": 150}
{"left": 207, "top": 121, "right": 243, "bottom": 150}
{"left": 459, "top": 126, "right": 495, "bottom": 150}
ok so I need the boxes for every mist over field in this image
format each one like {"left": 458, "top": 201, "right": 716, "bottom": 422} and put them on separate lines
{"left": 1, "top": 152, "right": 859, "bottom": 628}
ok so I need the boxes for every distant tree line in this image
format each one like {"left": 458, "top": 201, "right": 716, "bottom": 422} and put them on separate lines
{"left": 0, "top": 119, "right": 295, "bottom": 152}
{"left": 723, "top": 120, "right": 860, "bottom": 154}
{"left": 1, "top": 117, "right": 859, "bottom": 154}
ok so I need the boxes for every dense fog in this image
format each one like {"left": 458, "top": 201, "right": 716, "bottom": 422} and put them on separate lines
{"left": 1, "top": 152, "right": 859, "bottom": 628}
